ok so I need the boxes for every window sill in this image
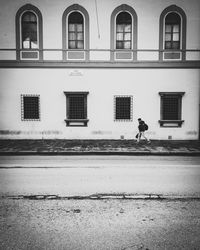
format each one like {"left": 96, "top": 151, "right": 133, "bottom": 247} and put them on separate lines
{"left": 65, "top": 119, "right": 89, "bottom": 127}
{"left": 114, "top": 119, "right": 132, "bottom": 122}
{"left": 159, "top": 120, "right": 184, "bottom": 127}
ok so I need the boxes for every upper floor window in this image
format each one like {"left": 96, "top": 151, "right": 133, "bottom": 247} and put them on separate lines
{"left": 62, "top": 4, "right": 89, "bottom": 61}
{"left": 16, "top": 4, "right": 43, "bottom": 60}
{"left": 21, "top": 11, "right": 38, "bottom": 49}
{"left": 111, "top": 5, "right": 137, "bottom": 61}
{"left": 68, "top": 12, "right": 84, "bottom": 49}
{"left": 116, "top": 12, "right": 132, "bottom": 50}
{"left": 164, "top": 12, "right": 181, "bottom": 50}
{"left": 159, "top": 5, "right": 186, "bottom": 60}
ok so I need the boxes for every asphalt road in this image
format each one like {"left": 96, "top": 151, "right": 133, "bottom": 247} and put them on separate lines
{"left": 0, "top": 155, "right": 200, "bottom": 197}
{"left": 0, "top": 199, "right": 200, "bottom": 250}
{"left": 0, "top": 156, "right": 200, "bottom": 250}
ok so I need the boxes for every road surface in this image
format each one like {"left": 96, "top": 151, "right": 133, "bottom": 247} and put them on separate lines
{"left": 0, "top": 155, "right": 200, "bottom": 250}
{"left": 0, "top": 155, "right": 200, "bottom": 197}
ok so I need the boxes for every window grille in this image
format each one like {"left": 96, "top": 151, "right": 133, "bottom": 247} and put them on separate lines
{"left": 114, "top": 96, "right": 132, "bottom": 121}
{"left": 68, "top": 95, "right": 86, "bottom": 119}
{"left": 162, "top": 95, "right": 179, "bottom": 120}
{"left": 64, "top": 92, "right": 89, "bottom": 126}
{"left": 159, "top": 92, "right": 185, "bottom": 127}
{"left": 21, "top": 95, "right": 40, "bottom": 121}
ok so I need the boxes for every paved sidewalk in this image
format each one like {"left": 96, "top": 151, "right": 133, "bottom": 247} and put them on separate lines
{"left": 0, "top": 139, "right": 200, "bottom": 155}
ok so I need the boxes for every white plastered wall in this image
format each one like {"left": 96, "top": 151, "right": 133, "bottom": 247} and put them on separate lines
{"left": 0, "top": 0, "right": 199, "bottom": 139}
{"left": 0, "top": 68, "right": 199, "bottom": 139}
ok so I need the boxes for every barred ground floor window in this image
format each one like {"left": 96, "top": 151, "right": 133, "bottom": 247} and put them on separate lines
{"left": 159, "top": 92, "right": 185, "bottom": 127}
{"left": 114, "top": 96, "right": 133, "bottom": 121}
{"left": 64, "top": 91, "right": 89, "bottom": 126}
{"left": 19, "top": 92, "right": 187, "bottom": 128}
{"left": 21, "top": 94, "right": 40, "bottom": 121}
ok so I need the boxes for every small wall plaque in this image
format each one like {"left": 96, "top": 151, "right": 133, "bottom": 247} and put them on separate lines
{"left": 69, "top": 70, "right": 83, "bottom": 76}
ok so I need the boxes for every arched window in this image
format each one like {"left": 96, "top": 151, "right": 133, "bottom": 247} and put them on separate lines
{"left": 116, "top": 12, "right": 132, "bottom": 50}
{"left": 21, "top": 11, "right": 38, "bottom": 49}
{"left": 164, "top": 12, "right": 181, "bottom": 50}
{"left": 68, "top": 12, "right": 84, "bottom": 49}
{"left": 62, "top": 4, "right": 89, "bottom": 61}
{"left": 16, "top": 4, "right": 43, "bottom": 60}
{"left": 159, "top": 5, "right": 186, "bottom": 60}
{"left": 111, "top": 5, "right": 137, "bottom": 61}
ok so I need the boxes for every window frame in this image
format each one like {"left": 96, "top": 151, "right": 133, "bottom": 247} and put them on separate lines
{"left": 16, "top": 4, "right": 43, "bottom": 61}
{"left": 67, "top": 11, "right": 84, "bottom": 50}
{"left": 64, "top": 91, "right": 89, "bottom": 127}
{"left": 159, "top": 92, "right": 185, "bottom": 127}
{"left": 159, "top": 5, "right": 187, "bottom": 61}
{"left": 115, "top": 11, "right": 133, "bottom": 50}
{"left": 114, "top": 95, "right": 133, "bottom": 122}
{"left": 110, "top": 4, "right": 138, "bottom": 61}
{"left": 164, "top": 12, "right": 181, "bottom": 50}
{"left": 62, "top": 4, "right": 89, "bottom": 61}
{"left": 20, "top": 10, "right": 39, "bottom": 50}
{"left": 21, "top": 94, "right": 40, "bottom": 121}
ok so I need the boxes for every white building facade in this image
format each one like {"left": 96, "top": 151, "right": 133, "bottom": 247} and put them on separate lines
{"left": 0, "top": 0, "right": 200, "bottom": 140}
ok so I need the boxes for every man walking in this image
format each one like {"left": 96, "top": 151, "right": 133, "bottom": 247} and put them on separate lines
{"left": 136, "top": 118, "right": 150, "bottom": 143}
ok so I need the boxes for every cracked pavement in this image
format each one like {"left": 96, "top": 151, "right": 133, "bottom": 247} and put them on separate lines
{"left": 0, "top": 198, "right": 200, "bottom": 250}
{"left": 0, "top": 155, "right": 200, "bottom": 249}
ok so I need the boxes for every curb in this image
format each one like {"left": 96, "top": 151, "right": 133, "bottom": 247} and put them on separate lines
{"left": 0, "top": 151, "right": 200, "bottom": 156}
{"left": 2, "top": 194, "right": 200, "bottom": 201}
